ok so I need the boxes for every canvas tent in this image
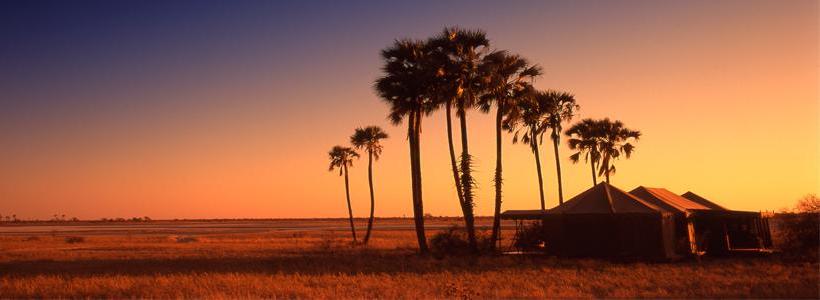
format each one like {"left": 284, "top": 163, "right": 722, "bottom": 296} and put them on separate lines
{"left": 503, "top": 182, "right": 677, "bottom": 259}
{"left": 630, "top": 186, "right": 772, "bottom": 255}
{"left": 681, "top": 191, "right": 726, "bottom": 210}
{"left": 501, "top": 184, "right": 771, "bottom": 258}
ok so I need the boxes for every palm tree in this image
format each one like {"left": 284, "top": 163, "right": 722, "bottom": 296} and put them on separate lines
{"left": 428, "top": 27, "right": 489, "bottom": 252}
{"left": 375, "top": 39, "right": 438, "bottom": 254}
{"left": 595, "top": 118, "right": 641, "bottom": 183}
{"left": 507, "top": 89, "right": 550, "bottom": 211}
{"left": 350, "top": 126, "right": 389, "bottom": 245}
{"left": 538, "top": 90, "right": 579, "bottom": 204}
{"left": 478, "top": 50, "right": 541, "bottom": 249}
{"left": 426, "top": 35, "right": 466, "bottom": 228}
{"left": 328, "top": 145, "right": 360, "bottom": 242}
{"left": 566, "top": 118, "right": 603, "bottom": 187}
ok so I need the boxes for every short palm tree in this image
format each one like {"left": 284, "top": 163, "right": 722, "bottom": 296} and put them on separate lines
{"left": 375, "top": 39, "right": 438, "bottom": 254}
{"left": 566, "top": 118, "right": 603, "bottom": 187}
{"left": 507, "top": 88, "right": 550, "bottom": 211}
{"left": 538, "top": 90, "right": 579, "bottom": 204}
{"left": 478, "top": 50, "right": 541, "bottom": 248}
{"left": 595, "top": 118, "right": 641, "bottom": 183}
{"left": 350, "top": 126, "right": 388, "bottom": 245}
{"left": 328, "top": 145, "right": 360, "bottom": 242}
{"left": 428, "top": 27, "right": 489, "bottom": 252}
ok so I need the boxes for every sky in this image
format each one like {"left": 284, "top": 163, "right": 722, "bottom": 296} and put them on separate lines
{"left": 0, "top": 0, "right": 817, "bottom": 220}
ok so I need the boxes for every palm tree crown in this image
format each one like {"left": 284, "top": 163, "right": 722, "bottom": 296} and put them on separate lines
{"left": 375, "top": 39, "right": 438, "bottom": 126}
{"left": 350, "top": 126, "right": 389, "bottom": 159}
{"left": 328, "top": 146, "right": 359, "bottom": 176}
{"left": 595, "top": 118, "right": 641, "bottom": 182}
{"left": 566, "top": 118, "right": 641, "bottom": 184}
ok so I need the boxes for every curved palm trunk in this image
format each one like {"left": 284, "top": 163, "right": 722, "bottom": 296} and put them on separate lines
{"left": 363, "top": 150, "right": 375, "bottom": 244}
{"left": 458, "top": 108, "right": 478, "bottom": 253}
{"left": 409, "top": 109, "right": 428, "bottom": 254}
{"left": 551, "top": 133, "right": 564, "bottom": 204}
{"left": 342, "top": 164, "right": 357, "bottom": 242}
{"left": 490, "top": 107, "right": 503, "bottom": 250}
{"left": 603, "top": 158, "right": 611, "bottom": 183}
{"left": 532, "top": 127, "right": 546, "bottom": 211}
{"left": 445, "top": 100, "right": 468, "bottom": 217}
{"left": 590, "top": 152, "right": 598, "bottom": 187}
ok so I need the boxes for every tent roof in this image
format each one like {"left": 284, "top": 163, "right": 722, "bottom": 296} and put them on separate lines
{"left": 549, "top": 182, "right": 663, "bottom": 214}
{"left": 629, "top": 186, "right": 711, "bottom": 213}
{"left": 500, "top": 209, "right": 545, "bottom": 220}
{"left": 681, "top": 191, "right": 726, "bottom": 210}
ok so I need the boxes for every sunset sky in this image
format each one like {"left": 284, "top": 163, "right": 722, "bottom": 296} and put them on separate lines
{"left": 1, "top": 0, "right": 817, "bottom": 220}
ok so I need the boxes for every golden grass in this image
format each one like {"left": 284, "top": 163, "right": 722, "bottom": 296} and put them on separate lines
{"left": 0, "top": 221, "right": 817, "bottom": 299}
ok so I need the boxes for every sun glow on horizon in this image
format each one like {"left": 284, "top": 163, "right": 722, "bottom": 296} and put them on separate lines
{"left": 0, "top": 0, "right": 816, "bottom": 220}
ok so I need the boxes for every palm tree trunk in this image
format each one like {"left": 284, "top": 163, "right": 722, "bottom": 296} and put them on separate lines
{"left": 590, "top": 153, "right": 597, "bottom": 187}
{"left": 491, "top": 106, "right": 503, "bottom": 250}
{"left": 532, "top": 127, "right": 546, "bottom": 211}
{"left": 363, "top": 150, "right": 375, "bottom": 244}
{"left": 409, "top": 109, "right": 428, "bottom": 254}
{"left": 551, "top": 134, "right": 564, "bottom": 205}
{"left": 343, "top": 164, "right": 357, "bottom": 242}
{"left": 604, "top": 160, "right": 611, "bottom": 183}
{"left": 458, "top": 108, "right": 478, "bottom": 253}
{"left": 445, "top": 100, "right": 466, "bottom": 212}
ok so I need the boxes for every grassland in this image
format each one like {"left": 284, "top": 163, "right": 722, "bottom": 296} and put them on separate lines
{"left": 0, "top": 218, "right": 817, "bottom": 298}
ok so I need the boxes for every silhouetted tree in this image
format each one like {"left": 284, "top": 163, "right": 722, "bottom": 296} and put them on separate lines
{"left": 350, "top": 126, "right": 389, "bottom": 245}
{"left": 375, "top": 39, "right": 439, "bottom": 254}
{"left": 566, "top": 118, "right": 603, "bottom": 187}
{"left": 538, "top": 90, "right": 579, "bottom": 204}
{"left": 507, "top": 89, "right": 550, "bottom": 211}
{"left": 428, "top": 27, "right": 489, "bottom": 253}
{"left": 596, "top": 118, "right": 641, "bottom": 183}
{"left": 328, "top": 145, "right": 360, "bottom": 242}
{"left": 478, "top": 50, "right": 541, "bottom": 249}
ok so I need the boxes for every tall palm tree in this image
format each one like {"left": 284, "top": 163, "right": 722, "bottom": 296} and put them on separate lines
{"left": 538, "top": 90, "right": 579, "bottom": 204}
{"left": 426, "top": 36, "right": 466, "bottom": 228}
{"left": 375, "top": 39, "right": 438, "bottom": 254}
{"left": 595, "top": 118, "right": 641, "bottom": 183}
{"left": 328, "top": 145, "right": 360, "bottom": 242}
{"left": 478, "top": 50, "right": 541, "bottom": 249}
{"left": 350, "top": 126, "right": 389, "bottom": 245}
{"left": 429, "top": 27, "right": 489, "bottom": 252}
{"left": 566, "top": 118, "right": 603, "bottom": 187}
{"left": 507, "top": 89, "right": 550, "bottom": 211}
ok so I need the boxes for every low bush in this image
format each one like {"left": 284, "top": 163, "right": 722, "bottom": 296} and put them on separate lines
{"left": 429, "top": 225, "right": 492, "bottom": 257}
{"left": 512, "top": 221, "right": 547, "bottom": 251}
{"left": 774, "top": 213, "right": 819, "bottom": 252}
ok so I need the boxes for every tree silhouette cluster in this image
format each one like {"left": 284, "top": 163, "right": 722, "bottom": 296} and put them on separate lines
{"left": 329, "top": 27, "right": 642, "bottom": 254}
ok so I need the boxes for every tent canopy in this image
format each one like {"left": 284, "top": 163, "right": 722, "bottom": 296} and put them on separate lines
{"left": 549, "top": 182, "right": 663, "bottom": 214}
{"left": 681, "top": 191, "right": 727, "bottom": 210}
{"left": 630, "top": 186, "right": 712, "bottom": 213}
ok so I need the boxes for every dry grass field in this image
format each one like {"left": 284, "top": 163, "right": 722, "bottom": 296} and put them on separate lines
{"left": 0, "top": 218, "right": 817, "bottom": 298}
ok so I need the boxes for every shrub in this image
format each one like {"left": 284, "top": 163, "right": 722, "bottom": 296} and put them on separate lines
{"left": 774, "top": 213, "right": 819, "bottom": 252}
{"left": 64, "top": 236, "right": 85, "bottom": 244}
{"left": 512, "top": 221, "right": 547, "bottom": 251}
{"left": 429, "top": 225, "right": 492, "bottom": 257}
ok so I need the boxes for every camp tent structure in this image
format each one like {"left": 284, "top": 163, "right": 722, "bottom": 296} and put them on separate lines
{"left": 500, "top": 182, "right": 677, "bottom": 259}
{"left": 630, "top": 187, "right": 772, "bottom": 256}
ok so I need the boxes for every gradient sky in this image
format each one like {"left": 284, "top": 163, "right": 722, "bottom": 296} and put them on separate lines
{"left": 1, "top": 0, "right": 817, "bottom": 220}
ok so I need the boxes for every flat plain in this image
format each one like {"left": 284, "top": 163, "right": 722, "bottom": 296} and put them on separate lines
{"left": 0, "top": 218, "right": 817, "bottom": 298}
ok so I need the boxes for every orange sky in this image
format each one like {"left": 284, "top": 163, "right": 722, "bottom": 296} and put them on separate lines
{"left": 0, "top": 1, "right": 817, "bottom": 219}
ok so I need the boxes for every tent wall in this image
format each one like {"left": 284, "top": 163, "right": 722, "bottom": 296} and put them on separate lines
{"left": 542, "top": 213, "right": 674, "bottom": 259}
